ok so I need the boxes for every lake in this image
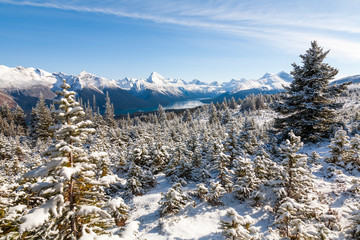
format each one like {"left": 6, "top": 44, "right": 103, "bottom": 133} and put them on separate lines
{"left": 114, "top": 99, "right": 208, "bottom": 115}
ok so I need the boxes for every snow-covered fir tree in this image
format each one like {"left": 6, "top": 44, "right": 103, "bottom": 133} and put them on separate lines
{"left": 159, "top": 182, "right": 189, "bottom": 217}
{"left": 328, "top": 128, "right": 350, "bottom": 165}
{"left": 104, "top": 92, "right": 116, "bottom": 127}
{"left": 233, "top": 156, "right": 260, "bottom": 201}
{"left": 275, "top": 131, "right": 321, "bottom": 239}
{"left": 274, "top": 41, "right": 347, "bottom": 142}
{"left": 206, "top": 180, "right": 226, "bottom": 205}
{"left": 4, "top": 80, "right": 128, "bottom": 239}
{"left": 29, "top": 93, "right": 54, "bottom": 140}
{"left": 220, "top": 208, "right": 259, "bottom": 240}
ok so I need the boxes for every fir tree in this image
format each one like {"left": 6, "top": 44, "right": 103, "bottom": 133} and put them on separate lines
{"left": 209, "top": 102, "right": 219, "bottom": 124}
{"left": 350, "top": 207, "right": 360, "bottom": 239}
{"left": 159, "top": 183, "right": 188, "bottom": 217}
{"left": 278, "top": 131, "right": 313, "bottom": 202}
{"left": 8, "top": 80, "right": 126, "bottom": 239}
{"left": 104, "top": 92, "right": 116, "bottom": 127}
{"left": 195, "top": 183, "right": 209, "bottom": 201}
{"left": 275, "top": 131, "right": 318, "bottom": 239}
{"left": 183, "top": 109, "right": 192, "bottom": 122}
{"left": 229, "top": 97, "right": 237, "bottom": 109}
{"left": 328, "top": 128, "right": 350, "bottom": 165}
{"left": 349, "top": 134, "right": 360, "bottom": 170}
{"left": 274, "top": 41, "right": 347, "bottom": 142}
{"left": 29, "top": 93, "right": 54, "bottom": 140}
{"left": 206, "top": 180, "right": 226, "bottom": 205}
{"left": 157, "top": 104, "right": 166, "bottom": 124}
{"left": 220, "top": 208, "right": 259, "bottom": 240}
{"left": 233, "top": 156, "right": 259, "bottom": 201}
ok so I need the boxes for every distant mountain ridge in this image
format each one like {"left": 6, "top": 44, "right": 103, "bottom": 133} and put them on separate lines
{"left": 0, "top": 65, "right": 296, "bottom": 114}
{"left": 331, "top": 75, "right": 360, "bottom": 86}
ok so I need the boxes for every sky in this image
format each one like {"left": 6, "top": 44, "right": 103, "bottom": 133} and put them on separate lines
{"left": 0, "top": 0, "right": 360, "bottom": 83}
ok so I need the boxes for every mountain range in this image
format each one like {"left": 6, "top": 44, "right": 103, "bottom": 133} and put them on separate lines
{"left": 1, "top": 64, "right": 355, "bottom": 115}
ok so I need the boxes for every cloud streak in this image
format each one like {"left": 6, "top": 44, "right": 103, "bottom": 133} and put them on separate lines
{"left": 2, "top": 0, "right": 360, "bottom": 61}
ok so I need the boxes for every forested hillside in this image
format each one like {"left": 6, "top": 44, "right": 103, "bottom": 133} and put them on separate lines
{"left": 0, "top": 42, "right": 360, "bottom": 239}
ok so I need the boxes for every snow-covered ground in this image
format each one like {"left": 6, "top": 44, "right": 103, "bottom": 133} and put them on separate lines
{"left": 125, "top": 154, "right": 359, "bottom": 239}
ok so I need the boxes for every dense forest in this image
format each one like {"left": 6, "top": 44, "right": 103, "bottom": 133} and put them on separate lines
{"left": 0, "top": 42, "right": 360, "bottom": 239}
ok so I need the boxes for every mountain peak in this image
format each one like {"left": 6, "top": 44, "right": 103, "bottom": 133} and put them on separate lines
{"left": 190, "top": 79, "right": 206, "bottom": 85}
{"left": 262, "top": 72, "right": 273, "bottom": 78}
{"left": 147, "top": 72, "right": 166, "bottom": 84}
{"left": 79, "top": 70, "right": 92, "bottom": 77}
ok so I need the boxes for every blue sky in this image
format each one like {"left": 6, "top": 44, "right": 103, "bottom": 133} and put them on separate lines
{"left": 1, "top": 0, "right": 360, "bottom": 82}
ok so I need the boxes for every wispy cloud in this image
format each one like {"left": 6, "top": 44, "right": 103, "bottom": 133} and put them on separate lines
{"left": 2, "top": 0, "right": 360, "bottom": 60}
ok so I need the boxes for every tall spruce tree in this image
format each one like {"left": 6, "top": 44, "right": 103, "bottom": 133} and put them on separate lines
{"left": 7, "top": 80, "right": 126, "bottom": 239}
{"left": 104, "top": 92, "right": 116, "bottom": 127}
{"left": 274, "top": 41, "right": 347, "bottom": 142}
{"left": 29, "top": 93, "right": 54, "bottom": 140}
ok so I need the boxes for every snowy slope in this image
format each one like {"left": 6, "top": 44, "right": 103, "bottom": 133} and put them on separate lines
{"left": 221, "top": 72, "right": 293, "bottom": 93}
{"left": 71, "top": 71, "right": 119, "bottom": 92}
{"left": 0, "top": 65, "right": 57, "bottom": 89}
{"left": 119, "top": 72, "right": 216, "bottom": 97}
{"left": 118, "top": 71, "right": 293, "bottom": 99}
{"left": 0, "top": 66, "right": 123, "bottom": 96}
{"left": 331, "top": 74, "right": 360, "bottom": 87}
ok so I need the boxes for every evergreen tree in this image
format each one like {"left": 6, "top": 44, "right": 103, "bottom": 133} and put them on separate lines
{"left": 125, "top": 154, "right": 156, "bottom": 196}
{"left": 233, "top": 156, "right": 259, "bottom": 201}
{"left": 220, "top": 208, "right": 259, "bottom": 240}
{"left": 274, "top": 41, "right": 347, "bottom": 142}
{"left": 159, "top": 183, "right": 188, "bottom": 217}
{"left": 328, "top": 128, "right": 350, "bottom": 165}
{"left": 213, "top": 150, "right": 233, "bottom": 192}
{"left": 275, "top": 131, "right": 318, "bottom": 239}
{"left": 183, "top": 109, "right": 192, "bottom": 122}
{"left": 29, "top": 93, "right": 54, "bottom": 140}
{"left": 350, "top": 207, "right": 360, "bottom": 239}
{"left": 253, "top": 149, "right": 275, "bottom": 181}
{"left": 279, "top": 131, "right": 313, "bottom": 202}
{"left": 206, "top": 180, "right": 226, "bottom": 205}
{"left": 349, "top": 134, "right": 360, "bottom": 170}
{"left": 9, "top": 80, "right": 126, "bottom": 239}
{"left": 13, "top": 105, "right": 26, "bottom": 134}
{"left": 209, "top": 102, "right": 219, "bottom": 124}
{"left": 239, "top": 118, "right": 259, "bottom": 155}
{"left": 157, "top": 104, "right": 166, "bottom": 124}
{"left": 194, "top": 183, "right": 209, "bottom": 201}
{"left": 104, "top": 92, "right": 116, "bottom": 127}
{"left": 229, "top": 97, "right": 237, "bottom": 109}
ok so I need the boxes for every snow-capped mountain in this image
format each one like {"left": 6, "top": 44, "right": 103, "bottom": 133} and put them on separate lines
{"left": 331, "top": 74, "right": 360, "bottom": 87}
{"left": 0, "top": 65, "right": 296, "bottom": 114}
{"left": 69, "top": 71, "right": 119, "bottom": 93}
{"left": 220, "top": 72, "right": 293, "bottom": 93}
{"left": 0, "top": 65, "right": 153, "bottom": 114}
{"left": 0, "top": 65, "right": 57, "bottom": 89}
{"left": 118, "top": 72, "right": 216, "bottom": 97}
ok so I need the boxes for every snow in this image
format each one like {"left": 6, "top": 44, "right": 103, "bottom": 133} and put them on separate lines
{"left": 3, "top": 70, "right": 360, "bottom": 239}
{"left": 0, "top": 64, "right": 296, "bottom": 99}
{"left": 73, "top": 70, "right": 119, "bottom": 92}
{"left": 60, "top": 166, "right": 81, "bottom": 180}
{"left": 0, "top": 65, "right": 119, "bottom": 93}
{"left": 120, "top": 221, "right": 140, "bottom": 240}
{"left": 100, "top": 175, "right": 119, "bottom": 186}
{"left": 77, "top": 205, "right": 111, "bottom": 218}
{"left": 22, "top": 158, "right": 65, "bottom": 178}
{"left": 221, "top": 72, "right": 293, "bottom": 93}
{"left": 19, "top": 195, "right": 64, "bottom": 233}
{"left": 0, "top": 65, "right": 56, "bottom": 89}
